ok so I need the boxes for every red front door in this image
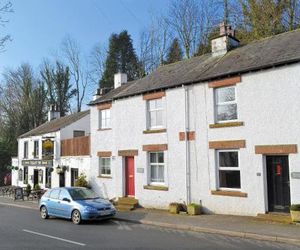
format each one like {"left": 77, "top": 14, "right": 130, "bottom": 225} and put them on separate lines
{"left": 125, "top": 157, "right": 135, "bottom": 196}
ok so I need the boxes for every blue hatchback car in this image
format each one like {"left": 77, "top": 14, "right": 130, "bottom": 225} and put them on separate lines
{"left": 39, "top": 187, "right": 116, "bottom": 224}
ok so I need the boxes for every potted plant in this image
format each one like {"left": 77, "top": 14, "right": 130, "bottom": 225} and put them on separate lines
{"left": 14, "top": 166, "right": 19, "bottom": 171}
{"left": 56, "top": 166, "right": 63, "bottom": 174}
{"left": 34, "top": 184, "right": 41, "bottom": 191}
{"left": 49, "top": 167, "right": 54, "bottom": 173}
{"left": 187, "top": 203, "right": 202, "bottom": 215}
{"left": 290, "top": 204, "right": 300, "bottom": 222}
{"left": 75, "top": 173, "right": 89, "bottom": 187}
{"left": 169, "top": 202, "right": 182, "bottom": 214}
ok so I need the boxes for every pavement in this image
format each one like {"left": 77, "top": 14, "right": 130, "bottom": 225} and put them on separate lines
{"left": 1, "top": 196, "right": 300, "bottom": 246}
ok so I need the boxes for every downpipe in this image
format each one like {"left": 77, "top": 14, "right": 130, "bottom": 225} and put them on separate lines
{"left": 183, "top": 85, "right": 191, "bottom": 205}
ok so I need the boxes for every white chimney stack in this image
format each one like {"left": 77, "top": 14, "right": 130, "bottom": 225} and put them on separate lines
{"left": 211, "top": 22, "right": 240, "bottom": 57}
{"left": 92, "top": 88, "right": 101, "bottom": 101}
{"left": 48, "top": 104, "right": 60, "bottom": 121}
{"left": 114, "top": 72, "right": 127, "bottom": 89}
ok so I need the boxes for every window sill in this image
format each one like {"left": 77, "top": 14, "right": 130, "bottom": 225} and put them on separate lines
{"left": 97, "top": 128, "right": 112, "bottom": 131}
{"left": 211, "top": 190, "right": 247, "bottom": 197}
{"left": 209, "top": 121, "right": 244, "bottom": 129}
{"left": 97, "top": 175, "right": 112, "bottom": 179}
{"left": 143, "top": 185, "right": 168, "bottom": 191}
{"left": 143, "top": 129, "right": 167, "bottom": 134}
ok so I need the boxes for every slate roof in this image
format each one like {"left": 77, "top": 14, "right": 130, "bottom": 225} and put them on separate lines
{"left": 19, "top": 110, "right": 90, "bottom": 139}
{"left": 90, "top": 28, "right": 300, "bottom": 105}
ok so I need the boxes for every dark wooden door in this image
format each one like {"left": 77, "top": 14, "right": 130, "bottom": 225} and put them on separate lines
{"left": 267, "top": 156, "right": 290, "bottom": 213}
{"left": 33, "top": 170, "right": 39, "bottom": 187}
{"left": 125, "top": 157, "right": 135, "bottom": 196}
{"left": 59, "top": 172, "right": 65, "bottom": 187}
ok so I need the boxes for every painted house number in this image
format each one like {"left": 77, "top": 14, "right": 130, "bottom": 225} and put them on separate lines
{"left": 291, "top": 172, "right": 300, "bottom": 179}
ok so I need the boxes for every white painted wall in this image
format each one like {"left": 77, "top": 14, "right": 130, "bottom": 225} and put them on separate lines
{"left": 90, "top": 62, "right": 300, "bottom": 215}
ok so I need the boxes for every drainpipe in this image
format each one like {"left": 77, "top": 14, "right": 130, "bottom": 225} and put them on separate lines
{"left": 183, "top": 85, "right": 191, "bottom": 205}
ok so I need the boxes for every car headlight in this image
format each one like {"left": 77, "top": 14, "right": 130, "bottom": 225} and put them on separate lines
{"left": 84, "top": 206, "right": 97, "bottom": 212}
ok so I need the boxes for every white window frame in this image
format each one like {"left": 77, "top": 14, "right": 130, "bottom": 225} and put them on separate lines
{"left": 99, "top": 109, "right": 111, "bottom": 129}
{"left": 147, "top": 98, "right": 165, "bottom": 130}
{"left": 214, "top": 86, "right": 238, "bottom": 123}
{"left": 99, "top": 157, "right": 111, "bottom": 177}
{"left": 216, "top": 149, "right": 241, "bottom": 191}
{"left": 148, "top": 151, "right": 166, "bottom": 185}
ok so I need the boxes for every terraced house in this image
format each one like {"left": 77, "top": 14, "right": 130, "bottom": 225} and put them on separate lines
{"left": 12, "top": 107, "right": 90, "bottom": 189}
{"left": 89, "top": 24, "right": 300, "bottom": 216}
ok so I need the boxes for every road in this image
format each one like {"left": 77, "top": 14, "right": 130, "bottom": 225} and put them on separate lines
{"left": 0, "top": 204, "right": 299, "bottom": 250}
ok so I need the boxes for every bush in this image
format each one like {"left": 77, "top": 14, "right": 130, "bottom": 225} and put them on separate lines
{"left": 290, "top": 204, "right": 300, "bottom": 211}
{"left": 26, "top": 184, "right": 31, "bottom": 194}
{"left": 75, "top": 173, "right": 89, "bottom": 187}
{"left": 34, "top": 184, "right": 41, "bottom": 190}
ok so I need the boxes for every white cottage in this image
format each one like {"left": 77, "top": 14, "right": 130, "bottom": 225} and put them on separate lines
{"left": 12, "top": 108, "right": 90, "bottom": 189}
{"left": 89, "top": 25, "right": 300, "bottom": 216}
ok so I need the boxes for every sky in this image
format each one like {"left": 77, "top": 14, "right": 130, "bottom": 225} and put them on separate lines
{"left": 0, "top": 0, "right": 171, "bottom": 79}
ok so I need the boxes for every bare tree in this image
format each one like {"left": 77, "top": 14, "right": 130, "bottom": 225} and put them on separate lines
{"left": 61, "top": 36, "right": 89, "bottom": 112}
{"left": 284, "top": 0, "right": 300, "bottom": 30}
{"left": 139, "top": 14, "right": 172, "bottom": 73}
{"left": 166, "top": 0, "right": 201, "bottom": 58}
{"left": 0, "top": 1, "right": 13, "bottom": 52}
{"left": 89, "top": 43, "right": 106, "bottom": 86}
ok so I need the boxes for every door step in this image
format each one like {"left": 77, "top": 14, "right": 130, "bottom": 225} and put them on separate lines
{"left": 257, "top": 213, "right": 292, "bottom": 223}
{"left": 115, "top": 197, "right": 139, "bottom": 211}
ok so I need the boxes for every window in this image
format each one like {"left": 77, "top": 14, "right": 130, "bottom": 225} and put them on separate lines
{"left": 215, "top": 86, "right": 237, "bottom": 122}
{"left": 38, "top": 169, "right": 43, "bottom": 184}
{"left": 49, "top": 189, "right": 60, "bottom": 199}
{"left": 73, "top": 130, "right": 85, "bottom": 137}
{"left": 24, "top": 141, "right": 28, "bottom": 159}
{"left": 99, "top": 157, "right": 111, "bottom": 176}
{"left": 148, "top": 98, "right": 164, "bottom": 129}
{"left": 23, "top": 166, "right": 28, "bottom": 184}
{"left": 99, "top": 109, "right": 111, "bottom": 129}
{"left": 217, "top": 150, "right": 240, "bottom": 189}
{"left": 149, "top": 152, "right": 165, "bottom": 184}
{"left": 34, "top": 140, "right": 39, "bottom": 158}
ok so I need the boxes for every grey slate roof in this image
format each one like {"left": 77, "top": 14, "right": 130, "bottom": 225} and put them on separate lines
{"left": 90, "top": 28, "right": 300, "bottom": 105}
{"left": 19, "top": 110, "right": 90, "bottom": 138}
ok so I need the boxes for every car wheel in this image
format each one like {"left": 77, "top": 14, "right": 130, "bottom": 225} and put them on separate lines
{"left": 40, "top": 206, "right": 49, "bottom": 219}
{"left": 72, "top": 209, "right": 81, "bottom": 225}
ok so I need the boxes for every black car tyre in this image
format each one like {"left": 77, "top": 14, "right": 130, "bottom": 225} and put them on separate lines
{"left": 72, "top": 209, "right": 81, "bottom": 225}
{"left": 40, "top": 206, "right": 49, "bottom": 219}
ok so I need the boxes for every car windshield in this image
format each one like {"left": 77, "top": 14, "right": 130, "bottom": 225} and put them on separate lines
{"left": 68, "top": 188, "right": 100, "bottom": 200}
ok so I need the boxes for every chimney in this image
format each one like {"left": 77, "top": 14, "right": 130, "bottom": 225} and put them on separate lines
{"left": 211, "top": 22, "right": 240, "bottom": 57}
{"left": 92, "top": 88, "right": 101, "bottom": 101}
{"left": 114, "top": 72, "right": 127, "bottom": 89}
{"left": 92, "top": 87, "right": 112, "bottom": 101}
{"left": 48, "top": 104, "right": 60, "bottom": 121}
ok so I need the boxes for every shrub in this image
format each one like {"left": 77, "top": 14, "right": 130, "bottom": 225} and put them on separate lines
{"left": 34, "top": 184, "right": 41, "bottom": 190}
{"left": 75, "top": 173, "right": 89, "bottom": 187}
{"left": 26, "top": 184, "right": 31, "bottom": 194}
{"left": 290, "top": 204, "right": 300, "bottom": 211}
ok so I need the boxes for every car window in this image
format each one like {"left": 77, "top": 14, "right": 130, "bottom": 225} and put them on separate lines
{"left": 59, "top": 189, "right": 71, "bottom": 200}
{"left": 68, "top": 188, "right": 100, "bottom": 200}
{"left": 43, "top": 190, "right": 51, "bottom": 198}
{"left": 49, "top": 189, "right": 60, "bottom": 199}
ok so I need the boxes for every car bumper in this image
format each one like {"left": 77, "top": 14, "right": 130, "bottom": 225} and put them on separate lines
{"left": 81, "top": 210, "right": 116, "bottom": 220}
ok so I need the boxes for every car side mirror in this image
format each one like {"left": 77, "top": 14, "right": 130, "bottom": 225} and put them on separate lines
{"left": 63, "top": 198, "right": 71, "bottom": 202}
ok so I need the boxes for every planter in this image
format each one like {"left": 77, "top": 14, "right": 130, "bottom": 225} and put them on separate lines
{"left": 187, "top": 204, "right": 201, "bottom": 215}
{"left": 169, "top": 203, "right": 181, "bottom": 214}
{"left": 291, "top": 210, "right": 300, "bottom": 222}
{"left": 56, "top": 167, "right": 64, "bottom": 174}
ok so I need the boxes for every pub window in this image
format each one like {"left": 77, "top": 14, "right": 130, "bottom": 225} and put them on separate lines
{"left": 23, "top": 166, "right": 28, "bottom": 184}
{"left": 38, "top": 169, "right": 43, "bottom": 184}
{"left": 73, "top": 130, "right": 85, "bottom": 137}
{"left": 34, "top": 140, "right": 39, "bottom": 158}
{"left": 24, "top": 141, "right": 28, "bottom": 159}
{"left": 18, "top": 169, "right": 23, "bottom": 182}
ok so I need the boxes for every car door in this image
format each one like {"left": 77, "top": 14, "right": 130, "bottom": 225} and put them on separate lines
{"left": 58, "top": 189, "right": 73, "bottom": 218}
{"left": 47, "top": 189, "right": 61, "bottom": 216}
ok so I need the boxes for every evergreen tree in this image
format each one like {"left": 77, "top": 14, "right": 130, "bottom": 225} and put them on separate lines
{"left": 100, "top": 31, "right": 140, "bottom": 88}
{"left": 41, "top": 61, "right": 76, "bottom": 117}
{"left": 165, "top": 38, "right": 183, "bottom": 64}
